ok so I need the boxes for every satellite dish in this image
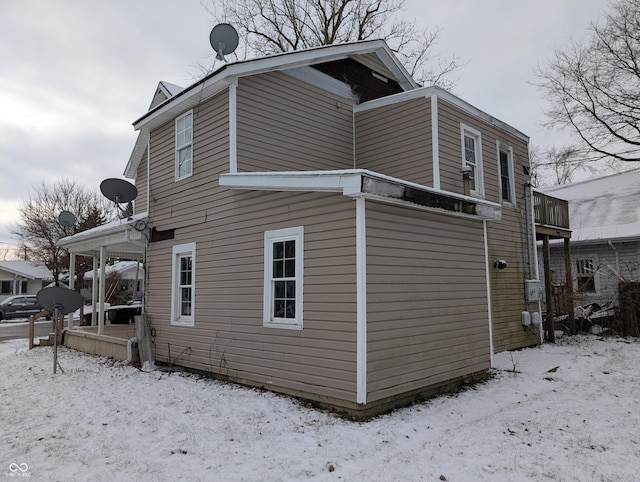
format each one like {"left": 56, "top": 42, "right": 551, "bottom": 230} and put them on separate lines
{"left": 100, "top": 178, "right": 138, "bottom": 204}
{"left": 58, "top": 210, "right": 76, "bottom": 228}
{"left": 37, "top": 286, "right": 84, "bottom": 315}
{"left": 37, "top": 286, "right": 84, "bottom": 374}
{"left": 209, "top": 23, "right": 239, "bottom": 62}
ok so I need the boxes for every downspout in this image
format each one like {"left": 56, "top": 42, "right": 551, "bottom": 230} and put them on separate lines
{"left": 524, "top": 183, "right": 533, "bottom": 279}
{"left": 608, "top": 240, "right": 620, "bottom": 275}
{"left": 146, "top": 133, "right": 150, "bottom": 213}
{"left": 67, "top": 252, "right": 76, "bottom": 329}
{"left": 483, "top": 220, "right": 495, "bottom": 367}
{"left": 229, "top": 79, "right": 238, "bottom": 173}
{"left": 355, "top": 196, "right": 367, "bottom": 404}
{"left": 127, "top": 336, "right": 138, "bottom": 362}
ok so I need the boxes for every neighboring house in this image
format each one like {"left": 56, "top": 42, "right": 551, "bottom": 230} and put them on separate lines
{"left": 82, "top": 260, "right": 144, "bottom": 304}
{"left": 540, "top": 170, "right": 640, "bottom": 310}
{"left": 60, "top": 40, "right": 568, "bottom": 416}
{"left": 0, "top": 260, "right": 53, "bottom": 302}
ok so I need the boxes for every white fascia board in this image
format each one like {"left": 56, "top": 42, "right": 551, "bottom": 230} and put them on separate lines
{"left": 123, "top": 130, "right": 149, "bottom": 179}
{"left": 133, "top": 40, "right": 416, "bottom": 132}
{"left": 58, "top": 213, "right": 148, "bottom": 248}
{"left": 219, "top": 171, "right": 363, "bottom": 195}
{"left": 355, "top": 85, "right": 529, "bottom": 143}
{"left": 220, "top": 170, "right": 501, "bottom": 220}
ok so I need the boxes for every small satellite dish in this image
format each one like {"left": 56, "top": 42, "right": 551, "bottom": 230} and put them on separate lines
{"left": 209, "top": 23, "right": 239, "bottom": 62}
{"left": 37, "top": 286, "right": 84, "bottom": 315}
{"left": 58, "top": 210, "right": 76, "bottom": 228}
{"left": 100, "top": 178, "right": 138, "bottom": 204}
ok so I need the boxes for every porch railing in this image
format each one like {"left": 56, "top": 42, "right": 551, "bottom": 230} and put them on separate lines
{"left": 533, "top": 191, "right": 570, "bottom": 230}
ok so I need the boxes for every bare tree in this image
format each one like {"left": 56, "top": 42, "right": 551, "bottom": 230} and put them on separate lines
{"left": 201, "top": 0, "right": 460, "bottom": 88}
{"left": 531, "top": 144, "right": 601, "bottom": 187}
{"left": 537, "top": 0, "right": 640, "bottom": 163}
{"left": 10, "top": 179, "right": 113, "bottom": 284}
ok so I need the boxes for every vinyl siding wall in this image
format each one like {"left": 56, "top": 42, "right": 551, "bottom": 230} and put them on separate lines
{"left": 145, "top": 78, "right": 361, "bottom": 403}
{"left": 134, "top": 147, "right": 148, "bottom": 214}
{"left": 236, "top": 72, "right": 355, "bottom": 172}
{"left": 542, "top": 240, "right": 640, "bottom": 308}
{"left": 436, "top": 99, "right": 538, "bottom": 352}
{"left": 355, "top": 97, "right": 433, "bottom": 186}
{"left": 147, "top": 191, "right": 359, "bottom": 403}
{"left": 365, "top": 201, "right": 491, "bottom": 403}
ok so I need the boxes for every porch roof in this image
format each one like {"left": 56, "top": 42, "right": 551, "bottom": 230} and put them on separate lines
{"left": 57, "top": 212, "right": 148, "bottom": 259}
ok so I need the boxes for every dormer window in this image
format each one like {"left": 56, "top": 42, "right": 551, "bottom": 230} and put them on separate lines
{"left": 175, "top": 111, "right": 193, "bottom": 180}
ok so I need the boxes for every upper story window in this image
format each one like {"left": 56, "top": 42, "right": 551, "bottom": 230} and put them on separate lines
{"left": 171, "top": 242, "right": 196, "bottom": 326}
{"left": 175, "top": 111, "right": 193, "bottom": 180}
{"left": 498, "top": 143, "right": 515, "bottom": 204}
{"left": 263, "top": 226, "right": 304, "bottom": 330}
{"left": 460, "top": 124, "right": 484, "bottom": 197}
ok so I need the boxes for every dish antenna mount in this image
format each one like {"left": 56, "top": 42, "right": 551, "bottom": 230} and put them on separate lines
{"left": 37, "top": 286, "right": 84, "bottom": 374}
{"left": 58, "top": 210, "right": 76, "bottom": 228}
{"left": 209, "top": 23, "right": 239, "bottom": 62}
{"left": 100, "top": 178, "right": 138, "bottom": 217}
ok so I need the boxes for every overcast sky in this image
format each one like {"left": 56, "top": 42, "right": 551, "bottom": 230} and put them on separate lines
{"left": 0, "top": 0, "right": 611, "bottom": 251}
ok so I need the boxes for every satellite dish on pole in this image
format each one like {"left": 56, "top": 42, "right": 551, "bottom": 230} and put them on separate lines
{"left": 209, "top": 23, "right": 239, "bottom": 62}
{"left": 37, "top": 286, "right": 84, "bottom": 374}
{"left": 100, "top": 178, "right": 138, "bottom": 218}
{"left": 58, "top": 210, "right": 76, "bottom": 228}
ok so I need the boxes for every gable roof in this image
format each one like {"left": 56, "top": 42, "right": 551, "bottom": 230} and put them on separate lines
{"left": 542, "top": 169, "right": 640, "bottom": 243}
{"left": 132, "top": 40, "right": 417, "bottom": 132}
{"left": 0, "top": 260, "right": 53, "bottom": 280}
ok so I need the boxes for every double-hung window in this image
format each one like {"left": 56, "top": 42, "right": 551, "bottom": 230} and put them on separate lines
{"left": 576, "top": 258, "right": 596, "bottom": 292}
{"left": 498, "top": 142, "right": 515, "bottom": 204}
{"left": 460, "top": 124, "right": 484, "bottom": 197}
{"left": 175, "top": 111, "right": 193, "bottom": 180}
{"left": 171, "top": 243, "right": 196, "bottom": 326}
{"left": 264, "top": 227, "right": 304, "bottom": 329}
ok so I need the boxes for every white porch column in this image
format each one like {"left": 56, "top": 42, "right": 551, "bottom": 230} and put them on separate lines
{"left": 91, "top": 256, "right": 98, "bottom": 327}
{"left": 98, "top": 245, "right": 107, "bottom": 335}
{"left": 67, "top": 252, "right": 76, "bottom": 328}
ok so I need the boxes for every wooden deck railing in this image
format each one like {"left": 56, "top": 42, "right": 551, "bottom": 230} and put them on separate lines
{"left": 533, "top": 191, "right": 570, "bottom": 230}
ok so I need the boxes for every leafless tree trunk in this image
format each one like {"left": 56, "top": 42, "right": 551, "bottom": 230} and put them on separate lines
{"left": 201, "top": 0, "right": 460, "bottom": 88}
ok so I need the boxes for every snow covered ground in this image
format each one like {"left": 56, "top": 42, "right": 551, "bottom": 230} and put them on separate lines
{"left": 1, "top": 335, "right": 638, "bottom": 481}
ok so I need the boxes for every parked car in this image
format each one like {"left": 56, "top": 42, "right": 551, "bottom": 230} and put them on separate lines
{"left": 0, "top": 295, "right": 47, "bottom": 321}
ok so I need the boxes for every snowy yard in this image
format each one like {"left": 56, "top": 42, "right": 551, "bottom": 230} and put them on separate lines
{"left": 1, "top": 335, "right": 639, "bottom": 481}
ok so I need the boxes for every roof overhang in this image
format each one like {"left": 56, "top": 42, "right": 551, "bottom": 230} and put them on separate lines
{"left": 57, "top": 213, "right": 149, "bottom": 259}
{"left": 219, "top": 170, "right": 502, "bottom": 220}
{"left": 133, "top": 40, "right": 418, "bottom": 133}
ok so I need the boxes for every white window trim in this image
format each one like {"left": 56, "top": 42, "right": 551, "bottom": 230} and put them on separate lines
{"left": 263, "top": 226, "right": 304, "bottom": 330}
{"left": 497, "top": 141, "right": 516, "bottom": 205}
{"left": 175, "top": 110, "right": 193, "bottom": 181}
{"left": 171, "top": 242, "right": 196, "bottom": 326}
{"left": 460, "top": 123, "right": 484, "bottom": 197}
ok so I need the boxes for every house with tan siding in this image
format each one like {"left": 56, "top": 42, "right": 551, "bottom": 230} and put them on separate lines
{"left": 59, "top": 40, "right": 556, "bottom": 416}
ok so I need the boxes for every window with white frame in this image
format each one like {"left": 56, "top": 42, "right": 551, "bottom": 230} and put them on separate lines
{"left": 576, "top": 258, "right": 596, "bottom": 292}
{"left": 460, "top": 124, "right": 484, "bottom": 197}
{"left": 175, "top": 111, "right": 193, "bottom": 180}
{"left": 264, "top": 226, "right": 304, "bottom": 329}
{"left": 171, "top": 242, "right": 196, "bottom": 325}
{"left": 498, "top": 143, "right": 515, "bottom": 204}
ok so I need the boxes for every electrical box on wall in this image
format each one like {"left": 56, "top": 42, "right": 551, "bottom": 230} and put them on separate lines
{"left": 525, "top": 280, "right": 543, "bottom": 302}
